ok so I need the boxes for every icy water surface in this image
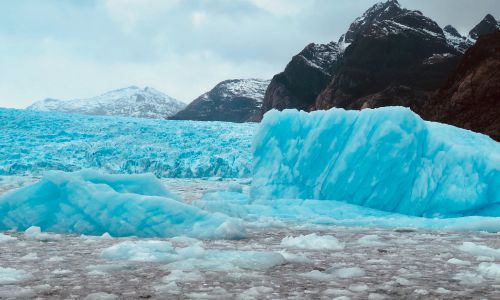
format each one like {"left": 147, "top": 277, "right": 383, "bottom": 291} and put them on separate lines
{"left": 1, "top": 178, "right": 500, "bottom": 299}
{"left": 1, "top": 227, "right": 500, "bottom": 299}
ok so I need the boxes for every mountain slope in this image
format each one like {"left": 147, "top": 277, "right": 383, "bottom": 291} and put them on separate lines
{"left": 423, "top": 31, "right": 500, "bottom": 141}
{"left": 27, "top": 86, "right": 186, "bottom": 119}
{"left": 262, "top": 42, "right": 343, "bottom": 114}
{"left": 171, "top": 79, "right": 270, "bottom": 123}
{"left": 261, "top": 0, "right": 499, "bottom": 123}
{"left": 468, "top": 14, "right": 500, "bottom": 41}
{"left": 316, "top": 0, "right": 461, "bottom": 112}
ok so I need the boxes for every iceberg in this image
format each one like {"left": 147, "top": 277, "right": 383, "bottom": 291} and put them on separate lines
{"left": 252, "top": 107, "right": 500, "bottom": 218}
{"left": 0, "top": 170, "right": 245, "bottom": 239}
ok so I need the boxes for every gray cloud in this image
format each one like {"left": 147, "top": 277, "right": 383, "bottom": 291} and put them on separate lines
{"left": 0, "top": 0, "right": 498, "bottom": 108}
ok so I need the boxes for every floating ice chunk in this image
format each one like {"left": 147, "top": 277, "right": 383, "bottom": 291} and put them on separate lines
{"left": 163, "top": 270, "right": 204, "bottom": 283}
{"left": 453, "top": 271, "right": 484, "bottom": 285}
{"left": 280, "top": 233, "right": 344, "bottom": 250}
{"left": 357, "top": 235, "right": 387, "bottom": 247}
{"left": 477, "top": 263, "right": 500, "bottom": 279}
{"left": 0, "top": 233, "right": 16, "bottom": 243}
{"left": 0, "top": 171, "right": 245, "bottom": 239}
{"left": 0, "top": 267, "right": 30, "bottom": 284}
{"left": 329, "top": 267, "right": 366, "bottom": 279}
{"left": 101, "top": 241, "right": 177, "bottom": 263}
{"left": 24, "top": 226, "right": 61, "bottom": 242}
{"left": 436, "top": 287, "right": 451, "bottom": 294}
{"left": 278, "top": 250, "right": 312, "bottom": 263}
{"left": 447, "top": 258, "right": 471, "bottom": 266}
{"left": 299, "top": 270, "right": 336, "bottom": 281}
{"left": 253, "top": 107, "right": 500, "bottom": 218}
{"left": 0, "top": 286, "right": 35, "bottom": 298}
{"left": 459, "top": 242, "right": 500, "bottom": 259}
{"left": 101, "top": 240, "right": 285, "bottom": 271}
{"left": 348, "top": 283, "right": 369, "bottom": 292}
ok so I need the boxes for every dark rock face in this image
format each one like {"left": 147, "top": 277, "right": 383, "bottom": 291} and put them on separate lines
{"left": 423, "top": 31, "right": 500, "bottom": 141}
{"left": 468, "top": 14, "right": 500, "bottom": 40}
{"left": 316, "top": 3, "right": 461, "bottom": 112}
{"left": 260, "top": 1, "right": 499, "bottom": 139}
{"left": 261, "top": 42, "right": 343, "bottom": 114}
{"left": 170, "top": 79, "right": 269, "bottom": 123}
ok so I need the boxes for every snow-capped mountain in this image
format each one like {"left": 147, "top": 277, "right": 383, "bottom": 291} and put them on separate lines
{"left": 171, "top": 79, "right": 270, "bottom": 123}
{"left": 27, "top": 86, "right": 186, "bottom": 119}
{"left": 468, "top": 14, "right": 500, "bottom": 41}
{"left": 262, "top": 0, "right": 499, "bottom": 133}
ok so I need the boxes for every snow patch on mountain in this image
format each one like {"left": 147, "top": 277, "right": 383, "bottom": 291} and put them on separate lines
{"left": 27, "top": 86, "right": 186, "bottom": 119}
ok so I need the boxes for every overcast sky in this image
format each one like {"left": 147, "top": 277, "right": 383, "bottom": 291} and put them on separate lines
{"left": 1, "top": 0, "right": 499, "bottom": 108}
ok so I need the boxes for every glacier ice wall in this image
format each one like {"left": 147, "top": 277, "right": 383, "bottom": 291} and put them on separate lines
{"left": 0, "top": 170, "right": 245, "bottom": 239}
{"left": 252, "top": 107, "right": 500, "bottom": 217}
{"left": 0, "top": 108, "right": 254, "bottom": 178}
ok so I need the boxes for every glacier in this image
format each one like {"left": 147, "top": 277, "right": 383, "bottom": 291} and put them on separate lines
{"left": 0, "top": 170, "right": 245, "bottom": 239}
{"left": 252, "top": 107, "right": 500, "bottom": 218}
{"left": 0, "top": 108, "right": 255, "bottom": 178}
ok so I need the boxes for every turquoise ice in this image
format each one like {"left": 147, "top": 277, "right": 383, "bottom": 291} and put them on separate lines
{"left": 0, "top": 170, "right": 245, "bottom": 239}
{"left": 252, "top": 107, "right": 500, "bottom": 217}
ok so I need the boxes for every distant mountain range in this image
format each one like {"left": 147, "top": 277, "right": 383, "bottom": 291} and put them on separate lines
{"left": 170, "top": 79, "right": 270, "bottom": 123}
{"left": 261, "top": 0, "right": 500, "bottom": 140}
{"left": 27, "top": 86, "right": 186, "bottom": 119}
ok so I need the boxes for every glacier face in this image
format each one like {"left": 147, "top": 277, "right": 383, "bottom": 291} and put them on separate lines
{"left": 0, "top": 170, "right": 245, "bottom": 239}
{"left": 0, "top": 108, "right": 255, "bottom": 178}
{"left": 252, "top": 107, "right": 500, "bottom": 218}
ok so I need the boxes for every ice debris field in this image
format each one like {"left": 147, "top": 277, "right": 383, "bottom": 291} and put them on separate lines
{"left": 0, "top": 107, "right": 499, "bottom": 298}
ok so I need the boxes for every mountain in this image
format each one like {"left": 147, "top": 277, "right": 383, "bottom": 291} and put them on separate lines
{"left": 423, "top": 31, "right": 500, "bottom": 141}
{"left": 315, "top": 0, "right": 462, "bottom": 112}
{"left": 261, "top": 0, "right": 499, "bottom": 130}
{"left": 27, "top": 86, "right": 186, "bottom": 119}
{"left": 170, "top": 79, "right": 270, "bottom": 123}
{"left": 468, "top": 14, "right": 500, "bottom": 41}
{"left": 262, "top": 42, "right": 343, "bottom": 114}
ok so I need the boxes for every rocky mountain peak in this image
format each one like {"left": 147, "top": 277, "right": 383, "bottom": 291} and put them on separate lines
{"left": 469, "top": 14, "right": 500, "bottom": 40}
{"left": 342, "top": 0, "right": 404, "bottom": 43}
{"left": 444, "top": 25, "right": 462, "bottom": 38}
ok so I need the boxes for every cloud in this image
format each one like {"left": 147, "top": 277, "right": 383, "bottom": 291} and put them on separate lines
{"left": 249, "top": 0, "right": 306, "bottom": 16}
{"left": 104, "top": 0, "right": 181, "bottom": 32}
{"left": 1, "top": 0, "right": 499, "bottom": 108}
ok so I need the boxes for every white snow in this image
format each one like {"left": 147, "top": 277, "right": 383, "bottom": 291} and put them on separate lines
{"left": 27, "top": 86, "right": 186, "bottom": 119}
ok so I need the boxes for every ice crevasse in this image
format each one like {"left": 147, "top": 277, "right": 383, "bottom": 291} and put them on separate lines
{"left": 0, "top": 170, "right": 245, "bottom": 239}
{"left": 252, "top": 107, "right": 500, "bottom": 218}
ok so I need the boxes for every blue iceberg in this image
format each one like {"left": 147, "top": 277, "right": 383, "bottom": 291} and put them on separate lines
{"left": 252, "top": 107, "right": 500, "bottom": 218}
{"left": 0, "top": 170, "right": 245, "bottom": 239}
